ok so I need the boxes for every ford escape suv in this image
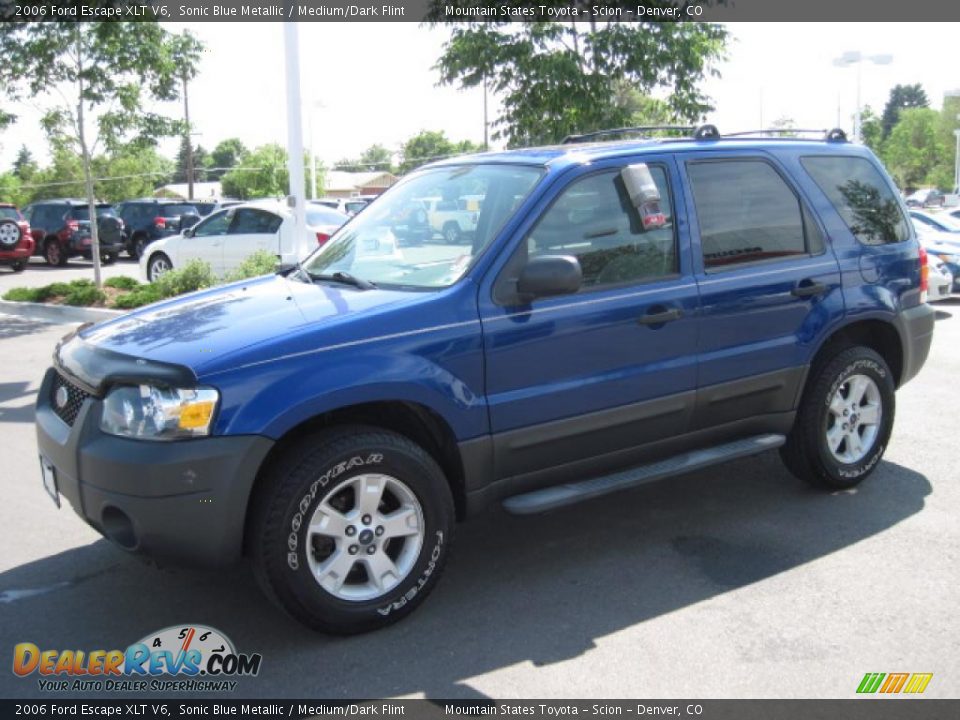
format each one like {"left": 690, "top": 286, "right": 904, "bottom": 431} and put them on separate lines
{"left": 35, "top": 126, "right": 934, "bottom": 634}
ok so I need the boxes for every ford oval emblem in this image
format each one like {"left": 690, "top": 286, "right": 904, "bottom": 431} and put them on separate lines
{"left": 55, "top": 385, "right": 69, "bottom": 409}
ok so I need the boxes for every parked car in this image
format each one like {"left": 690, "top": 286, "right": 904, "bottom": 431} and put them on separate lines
{"left": 36, "top": 127, "right": 934, "bottom": 634}
{"left": 421, "top": 196, "right": 479, "bottom": 244}
{"left": 909, "top": 209, "right": 960, "bottom": 234}
{"left": 115, "top": 199, "right": 202, "bottom": 260}
{"left": 192, "top": 199, "right": 243, "bottom": 217}
{"left": 22, "top": 199, "right": 125, "bottom": 266}
{"left": 140, "top": 199, "right": 350, "bottom": 281}
{"left": 0, "top": 203, "right": 34, "bottom": 272}
{"left": 313, "top": 196, "right": 374, "bottom": 216}
{"left": 911, "top": 219, "right": 960, "bottom": 291}
{"left": 927, "top": 254, "right": 953, "bottom": 302}
{"left": 905, "top": 188, "right": 945, "bottom": 208}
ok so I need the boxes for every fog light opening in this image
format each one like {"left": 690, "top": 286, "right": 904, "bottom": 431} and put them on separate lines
{"left": 101, "top": 506, "right": 138, "bottom": 550}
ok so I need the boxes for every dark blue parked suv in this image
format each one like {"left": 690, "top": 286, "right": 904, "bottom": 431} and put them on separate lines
{"left": 35, "top": 127, "right": 934, "bottom": 633}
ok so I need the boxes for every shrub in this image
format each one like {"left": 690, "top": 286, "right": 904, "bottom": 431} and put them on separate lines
{"left": 152, "top": 259, "right": 217, "bottom": 298}
{"left": 3, "top": 287, "right": 40, "bottom": 302}
{"left": 112, "top": 285, "right": 165, "bottom": 310}
{"left": 223, "top": 250, "right": 278, "bottom": 282}
{"left": 63, "top": 285, "right": 106, "bottom": 306}
{"left": 104, "top": 276, "right": 140, "bottom": 290}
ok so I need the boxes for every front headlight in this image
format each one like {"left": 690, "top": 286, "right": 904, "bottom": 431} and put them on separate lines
{"left": 100, "top": 384, "right": 219, "bottom": 440}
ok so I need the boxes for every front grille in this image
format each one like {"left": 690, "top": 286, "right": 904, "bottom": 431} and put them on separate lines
{"left": 51, "top": 372, "right": 92, "bottom": 426}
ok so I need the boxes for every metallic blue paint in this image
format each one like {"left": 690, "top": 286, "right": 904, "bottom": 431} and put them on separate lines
{"left": 70, "top": 139, "right": 927, "bottom": 451}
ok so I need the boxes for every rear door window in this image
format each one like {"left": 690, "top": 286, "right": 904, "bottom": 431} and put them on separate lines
{"left": 687, "top": 160, "right": 813, "bottom": 269}
{"left": 801, "top": 155, "right": 909, "bottom": 245}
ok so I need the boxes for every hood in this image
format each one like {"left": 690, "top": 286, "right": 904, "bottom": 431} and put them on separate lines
{"left": 78, "top": 274, "right": 428, "bottom": 376}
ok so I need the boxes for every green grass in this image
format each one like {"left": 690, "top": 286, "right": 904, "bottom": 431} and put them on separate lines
{"left": 103, "top": 276, "right": 140, "bottom": 290}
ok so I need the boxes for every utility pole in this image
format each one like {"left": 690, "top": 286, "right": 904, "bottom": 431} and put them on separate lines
{"left": 183, "top": 71, "right": 194, "bottom": 200}
{"left": 483, "top": 74, "right": 489, "bottom": 151}
{"left": 283, "top": 20, "right": 308, "bottom": 259}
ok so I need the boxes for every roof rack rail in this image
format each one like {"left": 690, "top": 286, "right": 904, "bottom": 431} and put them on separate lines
{"left": 723, "top": 128, "right": 849, "bottom": 142}
{"left": 562, "top": 125, "right": 695, "bottom": 144}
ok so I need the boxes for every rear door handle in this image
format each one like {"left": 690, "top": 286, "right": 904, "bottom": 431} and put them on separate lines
{"left": 791, "top": 280, "right": 828, "bottom": 297}
{"left": 637, "top": 308, "right": 683, "bottom": 325}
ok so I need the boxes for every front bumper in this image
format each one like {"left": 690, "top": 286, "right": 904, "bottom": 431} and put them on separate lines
{"left": 35, "top": 368, "right": 274, "bottom": 567}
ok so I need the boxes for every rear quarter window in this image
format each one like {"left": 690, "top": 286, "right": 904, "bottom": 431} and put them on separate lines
{"left": 801, "top": 155, "right": 909, "bottom": 245}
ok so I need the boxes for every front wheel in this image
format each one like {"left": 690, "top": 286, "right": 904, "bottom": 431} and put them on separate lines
{"left": 442, "top": 222, "right": 461, "bottom": 244}
{"left": 781, "top": 346, "right": 895, "bottom": 490}
{"left": 44, "top": 239, "right": 68, "bottom": 267}
{"left": 101, "top": 251, "right": 117, "bottom": 265}
{"left": 146, "top": 253, "right": 172, "bottom": 282}
{"left": 250, "top": 426, "right": 455, "bottom": 634}
{"left": 10, "top": 260, "right": 26, "bottom": 273}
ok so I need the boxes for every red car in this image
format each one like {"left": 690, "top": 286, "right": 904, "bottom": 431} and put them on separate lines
{"left": 0, "top": 203, "right": 34, "bottom": 273}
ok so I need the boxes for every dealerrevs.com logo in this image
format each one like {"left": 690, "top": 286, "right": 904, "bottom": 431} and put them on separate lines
{"left": 13, "top": 625, "right": 262, "bottom": 693}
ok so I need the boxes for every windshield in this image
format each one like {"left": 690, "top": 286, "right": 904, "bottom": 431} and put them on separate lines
{"left": 303, "top": 164, "right": 543, "bottom": 289}
{"left": 162, "top": 204, "right": 199, "bottom": 217}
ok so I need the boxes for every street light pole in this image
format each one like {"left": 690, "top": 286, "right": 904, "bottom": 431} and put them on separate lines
{"left": 283, "top": 20, "right": 308, "bottom": 260}
{"left": 954, "top": 128, "right": 960, "bottom": 193}
{"left": 833, "top": 51, "right": 892, "bottom": 144}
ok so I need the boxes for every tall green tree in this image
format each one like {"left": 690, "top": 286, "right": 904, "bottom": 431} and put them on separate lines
{"left": 0, "top": 22, "right": 203, "bottom": 286}
{"left": 221, "top": 144, "right": 290, "bottom": 199}
{"left": 881, "top": 84, "right": 929, "bottom": 140}
{"left": 360, "top": 144, "right": 395, "bottom": 173}
{"left": 399, "top": 130, "right": 482, "bottom": 174}
{"left": 12, "top": 145, "right": 37, "bottom": 180}
{"left": 881, "top": 107, "right": 947, "bottom": 190}
{"left": 430, "top": 8, "right": 727, "bottom": 146}
{"left": 859, "top": 106, "right": 883, "bottom": 154}
{"left": 174, "top": 138, "right": 209, "bottom": 184}
{"left": 209, "top": 138, "right": 248, "bottom": 180}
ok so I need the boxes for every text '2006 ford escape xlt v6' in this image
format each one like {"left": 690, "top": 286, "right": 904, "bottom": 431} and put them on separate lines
{"left": 35, "top": 126, "right": 934, "bottom": 634}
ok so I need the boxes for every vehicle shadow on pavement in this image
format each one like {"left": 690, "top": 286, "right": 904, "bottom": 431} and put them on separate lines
{"left": 0, "top": 316, "right": 57, "bottom": 341}
{"left": 0, "top": 453, "right": 931, "bottom": 699}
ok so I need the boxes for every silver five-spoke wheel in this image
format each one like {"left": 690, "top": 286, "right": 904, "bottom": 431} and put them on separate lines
{"left": 825, "top": 373, "right": 882, "bottom": 464}
{"left": 306, "top": 473, "right": 424, "bottom": 602}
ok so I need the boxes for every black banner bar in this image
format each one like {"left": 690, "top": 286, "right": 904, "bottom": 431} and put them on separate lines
{"left": 2, "top": 0, "right": 960, "bottom": 22}
{"left": 2, "top": 700, "right": 960, "bottom": 720}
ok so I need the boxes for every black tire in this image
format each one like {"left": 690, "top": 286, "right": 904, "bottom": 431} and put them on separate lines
{"left": 44, "top": 239, "right": 68, "bottom": 267}
{"left": 781, "top": 346, "right": 895, "bottom": 490}
{"left": 101, "top": 251, "right": 117, "bottom": 265}
{"left": 131, "top": 235, "right": 147, "bottom": 260}
{"left": 442, "top": 221, "right": 461, "bottom": 244}
{"left": 146, "top": 253, "right": 172, "bottom": 282}
{"left": 249, "top": 426, "right": 455, "bottom": 634}
{"left": 10, "top": 260, "right": 26, "bottom": 273}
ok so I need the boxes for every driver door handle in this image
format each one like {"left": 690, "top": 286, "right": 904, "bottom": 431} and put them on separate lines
{"left": 637, "top": 308, "right": 683, "bottom": 325}
{"left": 791, "top": 280, "right": 828, "bottom": 297}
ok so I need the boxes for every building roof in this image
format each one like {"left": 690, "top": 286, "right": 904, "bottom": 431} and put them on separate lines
{"left": 154, "top": 181, "right": 223, "bottom": 200}
{"left": 324, "top": 171, "right": 397, "bottom": 192}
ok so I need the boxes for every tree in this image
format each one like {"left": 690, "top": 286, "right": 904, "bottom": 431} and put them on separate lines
{"left": 430, "top": 8, "right": 727, "bottom": 147}
{"left": 0, "top": 172, "right": 25, "bottom": 206}
{"left": 859, "top": 105, "right": 883, "bottom": 154}
{"left": 221, "top": 144, "right": 289, "bottom": 199}
{"left": 881, "top": 84, "right": 929, "bottom": 139}
{"left": 399, "top": 130, "right": 482, "bottom": 174}
{"left": 91, "top": 146, "right": 174, "bottom": 202}
{"left": 209, "top": 138, "right": 248, "bottom": 180}
{"left": 360, "top": 144, "right": 395, "bottom": 173}
{"left": 174, "top": 138, "right": 209, "bottom": 184}
{"left": 881, "top": 107, "right": 947, "bottom": 190}
{"left": 12, "top": 145, "right": 37, "bottom": 181}
{"left": 0, "top": 23, "right": 203, "bottom": 286}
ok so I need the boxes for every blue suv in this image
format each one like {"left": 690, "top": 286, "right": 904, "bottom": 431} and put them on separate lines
{"left": 35, "top": 126, "right": 934, "bottom": 633}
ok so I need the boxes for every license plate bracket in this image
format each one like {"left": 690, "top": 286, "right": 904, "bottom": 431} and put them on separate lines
{"left": 40, "top": 457, "right": 60, "bottom": 508}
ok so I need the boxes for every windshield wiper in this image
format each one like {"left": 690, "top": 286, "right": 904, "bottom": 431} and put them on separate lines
{"left": 308, "top": 271, "right": 377, "bottom": 290}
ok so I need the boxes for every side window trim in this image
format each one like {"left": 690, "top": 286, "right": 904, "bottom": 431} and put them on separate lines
{"left": 493, "top": 162, "right": 681, "bottom": 305}
{"left": 684, "top": 155, "right": 827, "bottom": 274}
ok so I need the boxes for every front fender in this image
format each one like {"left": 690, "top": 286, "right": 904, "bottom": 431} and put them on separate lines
{"left": 209, "top": 337, "right": 487, "bottom": 442}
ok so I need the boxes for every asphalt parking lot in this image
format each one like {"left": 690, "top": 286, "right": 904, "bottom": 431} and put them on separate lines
{"left": 0, "top": 255, "right": 140, "bottom": 291}
{"left": 0, "top": 284, "right": 958, "bottom": 700}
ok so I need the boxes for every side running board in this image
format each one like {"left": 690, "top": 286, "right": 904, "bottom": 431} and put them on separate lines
{"left": 502, "top": 434, "right": 786, "bottom": 515}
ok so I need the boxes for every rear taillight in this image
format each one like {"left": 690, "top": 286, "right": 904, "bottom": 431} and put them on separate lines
{"left": 154, "top": 217, "right": 166, "bottom": 229}
{"left": 316, "top": 232, "right": 331, "bottom": 246}
{"left": 919, "top": 245, "right": 929, "bottom": 302}
{"left": 67, "top": 220, "right": 79, "bottom": 232}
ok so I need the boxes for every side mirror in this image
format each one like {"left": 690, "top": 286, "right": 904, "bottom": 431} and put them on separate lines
{"left": 516, "top": 255, "right": 582, "bottom": 302}
{"left": 621, "top": 163, "right": 666, "bottom": 229}
{"left": 182, "top": 226, "right": 194, "bottom": 238}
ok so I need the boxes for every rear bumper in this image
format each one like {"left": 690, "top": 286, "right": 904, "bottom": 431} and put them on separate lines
{"left": 35, "top": 368, "right": 274, "bottom": 567}
{"left": 0, "top": 237, "right": 35, "bottom": 261}
{"left": 896, "top": 302, "right": 935, "bottom": 387}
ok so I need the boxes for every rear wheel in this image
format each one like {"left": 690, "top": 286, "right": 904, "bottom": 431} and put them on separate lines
{"left": 131, "top": 235, "right": 147, "bottom": 260}
{"left": 250, "top": 426, "right": 454, "bottom": 634}
{"left": 44, "top": 239, "right": 68, "bottom": 267}
{"left": 101, "top": 251, "right": 117, "bottom": 265}
{"left": 10, "top": 260, "right": 26, "bottom": 273}
{"left": 781, "top": 346, "right": 895, "bottom": 489}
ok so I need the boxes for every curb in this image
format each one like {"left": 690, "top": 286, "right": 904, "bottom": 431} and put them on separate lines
{"left": 0, "top": 299, "right": 123, "bottom": 325}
